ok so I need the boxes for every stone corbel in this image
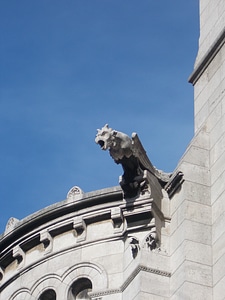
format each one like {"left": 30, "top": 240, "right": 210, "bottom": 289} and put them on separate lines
{"left": 164, "top": 171, "right": 184, "bottom": 198}
{"left": 13, "top": 245, "right": 25, "bottom": 269}
{"left": 73, "top": 217, "right": 87, "bottom": 242}
{"left": 40, "top": 230, "right": 53, "bottom": 254}
{"left": 111, "top": 207, "right": 124, "bottom": 233}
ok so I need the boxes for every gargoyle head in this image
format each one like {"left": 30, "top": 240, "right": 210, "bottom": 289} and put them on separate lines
{"left": 95, "top": 124, "right": 116, "bottom": 150}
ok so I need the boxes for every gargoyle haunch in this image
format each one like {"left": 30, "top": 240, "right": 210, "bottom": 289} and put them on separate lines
{"left": 95, "top": 124, "right": 152, "bottom": 198}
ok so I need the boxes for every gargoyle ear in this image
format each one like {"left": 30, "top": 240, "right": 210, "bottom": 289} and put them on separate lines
{"left": 112, "top": 130, "right": 117, "bottom": 136}
{"left": 104, "top": 124, "right": 109, "bottom": 129}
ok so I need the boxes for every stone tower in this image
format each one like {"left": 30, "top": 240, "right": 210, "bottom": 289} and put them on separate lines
{"left": 173, "top": 0, "right": 225, "bottom": 298}
{"left": 0, "top": 1, "right": 225, "bottom": 299}
{"left": 169, "top": 0, "right": 225, "bottom": 298}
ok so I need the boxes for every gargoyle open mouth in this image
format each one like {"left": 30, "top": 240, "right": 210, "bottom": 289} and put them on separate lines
{"left": 98, "top": 140, "right": 105, "bottom": 149}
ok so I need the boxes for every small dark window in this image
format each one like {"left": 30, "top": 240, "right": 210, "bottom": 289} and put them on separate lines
{"left": 68, "top": 278, "right": 92, "bottom": 300}
{"left": 39, "top": 289, "right": 56, "bottom": 300}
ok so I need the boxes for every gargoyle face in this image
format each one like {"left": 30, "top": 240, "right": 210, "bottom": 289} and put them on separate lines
{"left": 95, "top": 124, "right": 114, "bottom": 150}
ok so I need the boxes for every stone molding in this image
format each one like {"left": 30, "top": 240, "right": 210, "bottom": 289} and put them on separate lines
{"left": 9, "top": 288, "right": 31, "bottom": 300}
{"left": 164, "top": 170, "right": 184, "bottom": 198}
{"left": 90, "top": 264, "right": 171, "bottom": 298}
{"left": 61, "top": 262, "right": 108, "bottom": 294}
{"left": 8, "top": 262, "right": 108, "bottom": 300}
{"left": 189, "top": 28, "right": 225, "bottom": 85}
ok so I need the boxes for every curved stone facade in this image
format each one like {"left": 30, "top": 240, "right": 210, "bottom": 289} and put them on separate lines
{"left": 0, "top": 185, "right": 171, "bottom": 300}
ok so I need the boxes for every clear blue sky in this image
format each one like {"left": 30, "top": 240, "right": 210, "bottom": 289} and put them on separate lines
{"left": 0, "top": 1, "right": 199, "bottom": 233}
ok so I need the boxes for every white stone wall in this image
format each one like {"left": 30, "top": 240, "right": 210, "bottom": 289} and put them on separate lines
{"left": 210, "top": 45, "right": 225, "bottom": 299}
{"left": 193, "top": 1, "right": 225, "bottom": 297}
{"left": 194, "top": 45, "right": 225, "bottom": 133}
{"left": 170, "top": 128, "right": 212, "bottom": 299}
{"left": 195, "top": 0, "right": 225, "bottom": 66}
{"left": 181, "top": 0, "right": 225, "bottom": 298}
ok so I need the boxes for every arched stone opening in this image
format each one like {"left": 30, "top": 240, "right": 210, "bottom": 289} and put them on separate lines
{"left": 68, "top": 278, "right": 92, "bottom": 300}
{"left": 38, "top": 289, "right": 56, "bottom": 300}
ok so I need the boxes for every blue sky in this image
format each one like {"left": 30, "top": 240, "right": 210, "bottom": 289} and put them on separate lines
{"left": 0, "top": 1, "right": 199, "bottom": 233}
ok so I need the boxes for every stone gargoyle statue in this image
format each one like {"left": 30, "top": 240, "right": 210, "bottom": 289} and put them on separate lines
{"left": 95, "top": 124, "right": 173, "bottom": 198}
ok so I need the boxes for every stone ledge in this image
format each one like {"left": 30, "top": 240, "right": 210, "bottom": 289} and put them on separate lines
{"left": 189, "top": 28, "right": 225, "bottom": 85}
{"left": 90, "top": 264, "right": 171, "bottom": 298}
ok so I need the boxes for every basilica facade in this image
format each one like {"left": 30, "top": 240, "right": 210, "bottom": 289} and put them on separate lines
{"left": 0, "top": 0, "right": 225, "bottom": 299}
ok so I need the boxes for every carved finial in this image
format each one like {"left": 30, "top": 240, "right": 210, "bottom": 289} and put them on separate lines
{"left": 67, "top": 186, "right": 84, "bottom": 201}
{"left": 4, "top": 217, "right": 19, "bottom": 235}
